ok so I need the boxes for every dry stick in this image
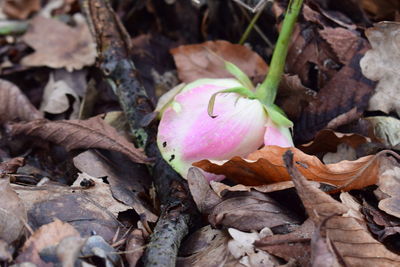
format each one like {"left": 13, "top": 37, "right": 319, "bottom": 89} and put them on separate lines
{"left": 79, "top": 1, "right": 196, "bottom": 266}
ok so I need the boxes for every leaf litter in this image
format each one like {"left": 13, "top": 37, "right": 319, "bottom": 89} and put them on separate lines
{"left": 1, "top": 0, "right": 400, "bottom": 266}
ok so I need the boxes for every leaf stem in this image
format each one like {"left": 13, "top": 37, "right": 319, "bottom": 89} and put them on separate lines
{"left": 255, "top": 0, "right": 303, "bottom": 105}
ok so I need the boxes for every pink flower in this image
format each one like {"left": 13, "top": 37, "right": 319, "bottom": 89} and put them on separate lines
{"left": 157, "top": 78, "right": 293, "bottom": 180}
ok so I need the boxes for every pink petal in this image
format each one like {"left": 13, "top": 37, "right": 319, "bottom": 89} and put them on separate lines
{"left": 263, "top": 124, "right": 293, "bottom": 147}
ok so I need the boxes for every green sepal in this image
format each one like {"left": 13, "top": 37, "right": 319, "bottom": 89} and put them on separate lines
{"left": 264, "top": 104, "right": 293, "bottom": 127}
{"left": 224, "top": 61, "right": 254, "bottom": 90}
{"left": 208, "top": 86, "right": 256, "bottom": 118}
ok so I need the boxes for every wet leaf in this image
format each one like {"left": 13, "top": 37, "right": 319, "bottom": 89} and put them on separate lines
{"left": 195, "top": 146, "right": 397, "bottom": 192}
{"left": 0, "top": 179, "right": 27, "bottom": 244}
{"left": 16, "top": 219, "right": 80, "bottom": 266}
{"left": 21, "top": 15, "right": 96, "bottom": 71}
{"left": 0, "top": 79, "right": 43, "bottom": 124}
{"left": 9, "top": 116, "right": 148, "bottom": 164}
{"left": 283, "top": 151, "right": 400, "bottom": 266}
{"left": 361, "top": 22, "right": 400, "bottom": 116}
{"left": 171, "top": 40, "right": 268, "bottom": 83}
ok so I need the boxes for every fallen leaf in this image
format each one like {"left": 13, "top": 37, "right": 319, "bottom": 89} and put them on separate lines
{"left": 366, "top": 116, "right": 400, "bottom": 149}
{"left": 0, "top": 179, "right": 27, "bottom": 244}
{"left": 187, "top": 167, "right": 221, "bottom": 214}
{"left": 322, "top": 143, "right": 357, "bottom": 164}
{"left": 209, "top": 191, "right": 300, "bottom": 232}
{"left": 209, "top": 180, "right": 295, "bottom": 196}
{"left": 361, "top": 22, "right": 400, "bottom": 116}
{"left": 16, "top": 219, "right": 80, "bottom": 266}
{"left": 0, "top": 157, "right": 25, "bottom": 177}
{"left": 12, "top": 182, "right": 126, "bottom": 242}
{"left": 171, "top": 40, "right": 268, "bottom": 83}
{"left": 73, "top": 150, "right": 157, "bottom": 222}
{"left": 9, "top": 116, "right": 148, "bottom": 164}
{"left": 282, "top": 150, "right": 400, "bottom": 266}
{"left": 21, "top": 15, "right": 96, "bottom": 71}
{"left": 299, "top": 129, "right": 370, "bottom": 156}
{"left": 255, "top": 219, "right": 314, "bottom": 266}
{"left": 360, "top": 0, "right": 400, "bottom": 20}
{"left": 125, "top": 229, "right": 146, "bottom": 267}
{"left": 0, "top": 79, "right": 43, "bottom": 124}
{"left": 2, "top": 0, "right": 40, "bottom": 19}
{"left": 40, "top": 70, "right": 87, "bottom": 119}
{"left": 0, "top": 239, "right": 12, "bottom": 262}
{"left": 195, "top": 146, "right": 398, "bottom": 193}
{"left": 375, "top": 166, "right": 400, "bottom": 218}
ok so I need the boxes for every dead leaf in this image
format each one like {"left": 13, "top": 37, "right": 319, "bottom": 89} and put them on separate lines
{"left": 0, "top": 239, "right": 12, "bottom": 262}
{"left": 195, "top": 146, "right": 398, "bottom": 193}
{"left": 12, "top": 182, "right": 123, "bottom": 242}
{"left": 322, "top": 143, "right": 357, "bottom": 164}
{"left": 209, "top": 180, "right": 295, "bottom": 196}
{"left": 2, "top": 0, "right": 40, "bottom": 19}
{"left": 125, "top": 229, "right": 146, "bottom": 267}
{"left": 361, "top": 22, "right": 400, "bottom": 116}
{"left": 171, "top": 40, "right": 268, "bottom": 83}
{"left": 360, "top": 0, "right": 400, "bottom": 20}
{"left": 8, "top": 116, "right": 148, "bottom": 164}
{"left": 187, "top": 167, "right": 221, "bottom": 214}
{"left": 209, "top": 191, "right": 300, "bottom": 232}
{"left": 366, "top": 116, "right": 400, "bottom": 149}
{"left": 73, "top": 150, "right": 157, "bottom": 222}
{"left": 0, "top": 157, "right": 25, "bottom": 177}
{"left": 282, "top": 150, "right": 400, "bottom": 266}
{"left": 0, "top": 79, "right": 43, "bottom": 124}
{"left": 375, "top": 166, "right": 400, "bottom": 218}
{"left": 0, "top": 179, "right": 27, "bottom": 244}
{"left": 16, "top": 219, "right": 80, "bottom": 266}
{"left": 299, "top": 129, "right": 370, "bottom": 156}
{"left": 21, "top": 15, "right": 96, "bottom": 71}
{"left": 255, "top": 219, "right": 314, "bottom": 266}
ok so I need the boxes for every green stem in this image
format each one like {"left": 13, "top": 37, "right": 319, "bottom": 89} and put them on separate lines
{"left": 238, "top": 5, "right": 264, "bottom": 45}
{"left": 255, "top": 0, "right": 303, "bottom": 105}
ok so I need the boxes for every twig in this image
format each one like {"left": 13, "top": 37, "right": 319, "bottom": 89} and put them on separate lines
{"left": 79, "top": 1, "right": 196, "bottom": 266}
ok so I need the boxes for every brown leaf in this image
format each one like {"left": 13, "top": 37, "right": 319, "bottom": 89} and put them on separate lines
{"left": 125, "top": 229, "right": 146, "bottom": 267}
{"left": 0, "top": 79, "right": 43, "bottom": 124}
{"left": 12, "top": 182, "right": 124, "bottom": 242}
{"left": 16, "top": 219, "right": 80, "bottom": 266}
{"left": 21, "top": 15, "right": 96, "bottom": 71}
{"left": 209, "top": 191, "right": 300, "bottom": 232}
{"left": 0, "top": 179, "right": 27, "bottom": 244}
{"left": 360, "top": 22, "right": 400, "bottom": 116}
{"left": 255, "top": 219, "right": 314, "bottom": 266}
{"left": 9, "top": 116, "right": 148, "bottom": 164}
{"left": 170, "top": 40, "right": 268, "bottom": 83}
{"left": 360, "top": 0, "right": 400, "bottom": 20}
{"left": 282, "top": 150, "right": 400, "bottom": 266}
{"left": 209, "top": 180, "right": 295, "bottom": 195}
{"left": 0, "top": 157, "right": 25, "bottom": 177}
{"left": 195, "top": 146, "right": 398, "bottom": 192}
{"left": 2, "top": 0, "right": 40, "bottom": 19}
{"left": 73, "top": 150, "right": 157, "bottom": 222}
{"left": 375, "top": 166, "right": 400, "bottom": 219}
{"left": 187, "top": 167, "right": 221, "bottom": 214}
{"left": 299, "top": 129, "right": 370, "bottom": 156}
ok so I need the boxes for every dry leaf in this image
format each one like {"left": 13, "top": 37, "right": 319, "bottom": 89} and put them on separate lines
{"left": 255, "top": 219, "right": 314, "bottom": 266}
{"left": 9, "top": 116, "right": 148, "bottom": 164}
{"left": 299, "top": 129, "right": 370, "bottom": 156}
{"left": 171, "top": 40, "right": 268, "bottom": 83}
{"left": 21, "top": 15, "right": 96, "bottom": 71}
{"left": 366, "top": 116, "right": 400, "bottom": 149}
{"left": 16, "top": 219, "right": 80, "bottom": 266}
{"left": 187, "top": 167, "right": 221, "bottom": 214}
{"left": 0, "top": 79, "right": 43, "bottom": 124}
{"left": 2, "top": 0, "right": 40, "bottom": 19}
{"left": 13, "top": 182, "right": 124, "bottom": 242}
{"left": 125, "top": 229, "right": 146, "bottom": 267}
{"left": 0, "top": 157, "right": 25, "bottom": 177}
{"left": 209, "top": 180, "right": 295, "bottom": 196}
{"left": 375, "top": 166, "right": 400, "bottom": 218}
{"left": 0, "top": 179, "right": 27, "bottom": 244}
{"left": 322, "top": 143, "right": 357, "bottom": 164}
{"left": 195, "top": 146, "right": 397, "bottom": 192}
{"left": 283, "top": 151, "right": 400, "bottom": 266}
{"left": 361, "top": 22, "right": 400, "bottom": 116}
{"left": 209, "top": 191, "right": 300, "bottom": 232}
{"left": 360, "top": 0, "right": 400, "bottom": 20}
{"left": 73, "top": 150, "right": 157, "bottom": 222}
